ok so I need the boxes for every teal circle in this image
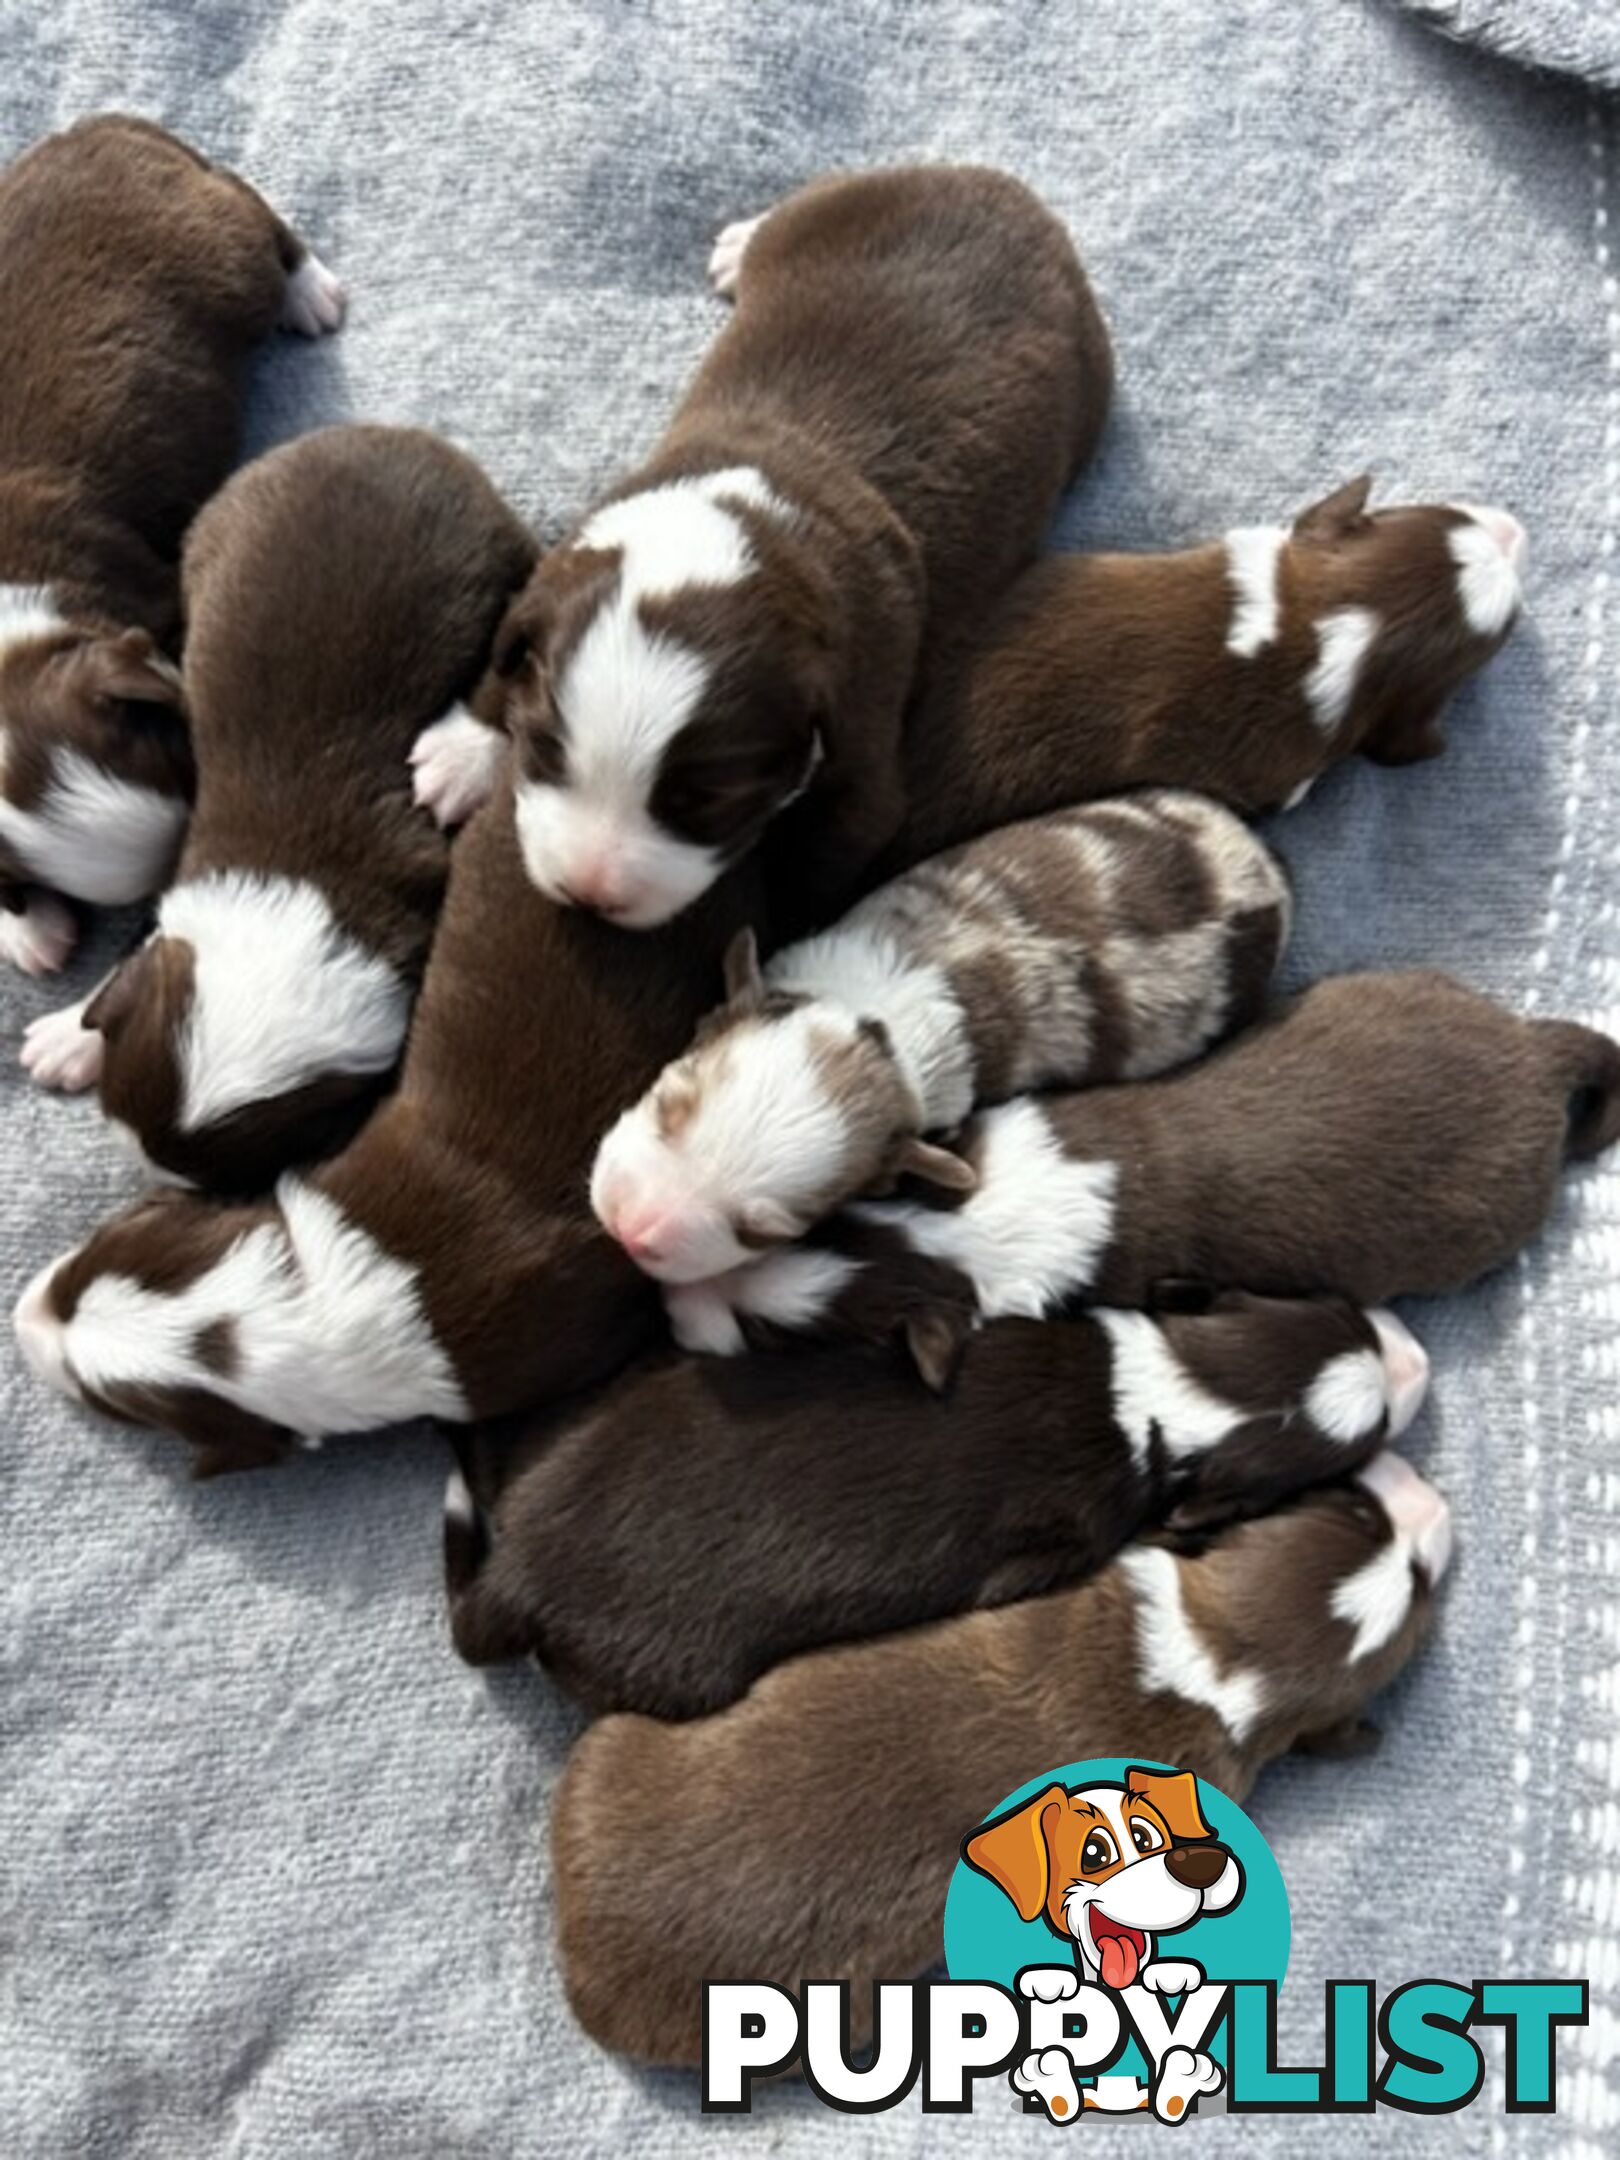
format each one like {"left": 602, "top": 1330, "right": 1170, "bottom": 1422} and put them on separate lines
{"left": 943, "top": 1757, "right": 1289, "bottom": 2080}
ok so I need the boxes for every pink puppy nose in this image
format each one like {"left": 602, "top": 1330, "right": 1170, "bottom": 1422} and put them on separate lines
{"left": 1356, "top": 1451, "right": 1454, "bottom": 1584}
{"left": 561, "top": 856, "right": 635, "bottom": 915}
{"left": 1368, "top": 1309, "right": 1430, "bottom": 1437}
{"left": 1462, "top": 502, "right": 1528, "bottom": 567}
{"left": 610, "top": 1208, "right": 672, "bottom": 1266}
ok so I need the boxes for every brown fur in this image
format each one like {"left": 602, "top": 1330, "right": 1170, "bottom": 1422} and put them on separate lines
{"left": 552, "top": 1480, "right": 1440, "bottom": 2067}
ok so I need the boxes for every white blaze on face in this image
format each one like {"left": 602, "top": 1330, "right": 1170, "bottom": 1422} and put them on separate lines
{"left": 1305, "top": 1308, "right": 1429, "bottom": 1442}
{"left": 513, "top": 468, "right": 789, "bottom": 928}
{"left": 1332, "top": 1450, "right": 1453, "bottom": 1661}
{"left": 590, "top": 1005, "right": 863, "bottom": 1282}
{"left": 1447, "top": 503, "right": 1527, "bottom": 638}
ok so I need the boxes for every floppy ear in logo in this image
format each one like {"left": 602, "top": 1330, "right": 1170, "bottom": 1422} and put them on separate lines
{"left": 962, "top": 1782, "right": 1070, "bottom": 1924}
{"left": 1125, "top": 1766, "right": 1214, "bottom": 1844}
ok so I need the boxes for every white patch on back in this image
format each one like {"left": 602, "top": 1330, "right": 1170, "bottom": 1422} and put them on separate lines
{"left": 1304, "top": 1345, "right": 1389, "bottom": 1443}
{"left": 1447, "top": 515, "right": 1523, "bottom": 639}
{"left": 1303, "top": 607, "right": 1378, "bottom": 736}
{"left": 1117, "top": 1543, "right": 1266, "bottom": 1744}
{"left": 0, "top": 735, "right": 187, "bottom": 904}
{"left": 160, "top": 872, "right": 409, "bottom": 1132}
{"left": 30, "top": 1179, "right": 468, "bottom": 1439}
{"left": 0, "top": 582, "right": 65, "bottom": 654}
{"left": 1093, "top": 1310, "right": 1243, "bottom": 1472}
{"left": 858, "top": 1099, "right": 1118, "bottom": 1320}
{"left": 1223, "top": 528, "right": 1287, "bottom": 657}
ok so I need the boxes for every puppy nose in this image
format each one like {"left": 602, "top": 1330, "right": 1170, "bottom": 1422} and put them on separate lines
{"left": 1164, "top": 1845, "right": 1228, "bottom": 1891}
{"left": 1462, "top": 502, "right": 1528, "bottom": 568}
{"left": 609, "top": 1208, "right": 670, "bottom": 1267}
{"left": 560, "top": 857, "right": 634, "bottom": 916}
{"left": 1356, "top": 1451, "right": 1454, "bottom": 1584}
{"left": 1368, "top": 1309, "right": 1430, "bottom": 1437}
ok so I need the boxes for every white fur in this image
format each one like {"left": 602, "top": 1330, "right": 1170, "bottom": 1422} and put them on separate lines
{"left": 444, "top": 1467, "right": 476, "bottom": 1527}
{"left": 0, "top": 582, "right": 65, "bottom": 654}
{"left": 1117, "top": 1544, "right": 1267, "bottom": 1744}
{"left": 159, "top": 872, "right": 409, "bottom": 1132}
{"left": 1280, "top": 776, "right": 1316, "bottom": 811}
{"left": 858, "top": 1100, "right": 1118, "bottom": 1321}
{"left": 708, "top": 213, "right": 765, "bottom": 298}
{"left": 515, "top": 468, "right": 791, "bottom": 926}
{"left": 1447, "top": 507, "right": 1526, "bottom": 638}
{"left": 14, "top": 1179, "right": 468, "bottom": 1439}
{"left": 1222, "top": 527, "right": 1287, "bottom": 657}
{"left": 0, "top": 734, "right": 186, "bottom": 905}
{"left": 1369, "top": 1308, "right": 1430, "bottom": 1436}
{"left": 280, "top": 250, "right": 346, "bottom": 336}
{"left": 410, "top": 702, "right": 505, "bottom": 828}
{"left": 1094, "top": 1310, "right": 1246, "bottom": 1472}
{"left": 663, "top": 1246, "right": 863, "bottom": 1354}
{"left": 1303, "top": 606, "right": 1378, "bottom": 735}
{"left": 20, "top": 997, "right": 103, "bottom": 1089}
{"left": 0, "top": 890, "right": 76, "bottom": 974}
{"left": 1332, "top": 1451, "right": 1454, "bottom": 1661}
{"left": 1304, "top": 1346, "right": 1394, "bottom": 1444}
{"left": 772, "top": 921, "right": 975, "bottom": 1126}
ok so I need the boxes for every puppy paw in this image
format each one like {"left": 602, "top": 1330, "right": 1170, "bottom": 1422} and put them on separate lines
{"left": 1152, "top": 2045, "right": 1223, "bottom": 2124}
{"left": 281, "top": 248, "right": 346, "bottom": 336}
{"left": 707, "top": 213, "right": 765, "bottom": 298}
{"left": 1010, "top": 2046, "right": 1081, "bottom": 2124}
{"left": 664, "top": 1278, "right": 747, "bottom": 1356}
{"left": 410, "top": 704, "right": 505, "bottom": 829}
{"left": 1018, "top": 1965, "right": 1081, "bottom": 2004}
{"left": 20, "top": 1000, "right": 103, "bottom": 1091}
{"left": 0, "top": 893, "right": 76, "bottom": 975}
{"left": 1138, "top": 1959, "right": 1204, "bottom": 1997}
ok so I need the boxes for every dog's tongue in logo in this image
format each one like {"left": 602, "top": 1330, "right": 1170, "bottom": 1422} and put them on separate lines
{"left": 1090, "top": 1910, "right": 1147, "bottom": 1991}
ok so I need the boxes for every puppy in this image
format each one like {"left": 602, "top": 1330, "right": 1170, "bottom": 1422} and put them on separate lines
{"left": 12, "top": 789, "right": 768, "bottom": 1472}
{"left": 665, "top": 970, "right": 1620, "bottom": 1376}
{"left": 888, "top": 480, "right": 1526, "bottom": 864}
{"left": 0, "top": 114, "right": 343, "bottom": 972}
{"left": 445, "top": 1292, "right": 1428, "bottom": 1717}
{"left": 495, "top": 166, "right": 1111, "bottom": 929}
{"left": 552, "top": 1452, "right": 1451, "bottom": 2067}
{"left": 591, "top": 791, "right": 1289, "bottom": 1282}
{"left": 19, "top": 428, "right": 536, "bottom": 1189}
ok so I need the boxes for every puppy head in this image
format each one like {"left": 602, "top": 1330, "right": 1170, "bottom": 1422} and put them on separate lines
{"left": 12, "top": 1189, "right": 298, "bottom": 1475}
{"left": 1276, "top": 478, "right": 1525, "bottom": 765}
{"left": 498, "top": 473, "right": 835, "bottom": 928}
{"left": 0, "top": 602, "right": 190, "bottom": 903}
{"left": 1130, "top": 1291, "right": 1430, "bottom": 1532}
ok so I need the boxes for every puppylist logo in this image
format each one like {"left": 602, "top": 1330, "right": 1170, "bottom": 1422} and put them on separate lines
{"left": 702, "top": 1759, "right": 1587, "bottom": 2119}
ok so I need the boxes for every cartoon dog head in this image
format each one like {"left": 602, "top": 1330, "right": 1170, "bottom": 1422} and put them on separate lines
{"left": 963, "top": 1767, "right": 1244, "bottom": 1991}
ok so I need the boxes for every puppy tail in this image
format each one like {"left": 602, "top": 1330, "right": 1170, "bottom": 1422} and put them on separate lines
{"left": 1543, "top": 1021, "right": 1620, "bottom": 1161}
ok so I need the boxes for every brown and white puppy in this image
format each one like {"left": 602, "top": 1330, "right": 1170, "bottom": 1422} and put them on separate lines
{"left": 445, "top": 1293, "right": 1428, "bottom": 1717}
{"left": 666, "top": 970, "right": 1620, "bottom": 1377}
{"left": 552, "top": 1452, "right": 1451, "bottom": 2067}
{"left": 495, "top": 166, "right": 1111, "bottom": 929}
{"left": 887, "top": 480, "right": 1526, "bottom": 865}
{"left": 0, "top": 113, "right": 343, "bottom": 973}
{"left": 591, "top": 791, "right": 1289, "bottom": 1281}
{"left": 11, "top": 785, "right": 769, "bottom": 1472}
{"left": 18, "top": 428, "right": 536, "bottom": 1189}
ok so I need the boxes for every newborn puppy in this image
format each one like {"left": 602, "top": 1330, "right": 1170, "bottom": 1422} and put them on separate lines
{"left": 446, "top": 1293, "right": 1429, "bottom": 1717}
{"left": 592, "top": 792, "right": 1288, "bottom": 1281}
{"left": 666, "top": 970, "right": 1620, "bottom": 1375}
{"left": 21, "top": 427, "right": 536, "bottom": 1189}
{"left": 0, "top": 113, "right": 343, "bottom": 972}
{"left": 890, "top": 479, "right": 1527, "bottom": 864}
{"left": 12, "top": 788, "right": 767, "bottom": 1472}
{"left": 553, "top": 1452, "right": 1451, "bottom": 2067}
{"left": 496, "top": 166, "right": 1111, "bottom": 929}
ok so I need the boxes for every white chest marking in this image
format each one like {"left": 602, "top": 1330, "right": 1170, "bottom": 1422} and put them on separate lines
{"left": 1117, "top": 1544, "right": 1266, "bottom": 1744}
{"left": 1304, "top": 1346, "right": 1389, "bottom": 1443}
{"left": 1303, "top": 606, "right": 1378, "bottom": 736}
{"left": 1223, "top": 528, "right": 1287, "bottom": 658}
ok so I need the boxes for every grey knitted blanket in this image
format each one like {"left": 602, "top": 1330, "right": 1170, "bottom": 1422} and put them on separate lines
{"left": 2, "top": 2, "right": 1617, "bottom": 2152}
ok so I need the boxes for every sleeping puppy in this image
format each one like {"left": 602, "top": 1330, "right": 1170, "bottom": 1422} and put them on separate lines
{"left": 552, "top": 1452, "right": 1451, "bottom": 2067}
{"left": 445, "top": 1293, "right": 1429, "bottom": 1717}
{"left": 592, "top": 791, "right": 1289, "bottom": 1282}
{"left": 0, "top": 113, "right": 343, "bottom": 973}
{"left": 888, "top": 479, "right": 1527, "bottom": 864}
{"left": 11, "top": 789, "right": 767, "bottom": 1473}
{"left": 493, "top": 165, "right": 1111, "bottom": 929}
{"left": 665, "top": 970, "right": 1620, "bottom": 1378}
{"left": 20, "top": 427, "right": 536, "bottom": 1189}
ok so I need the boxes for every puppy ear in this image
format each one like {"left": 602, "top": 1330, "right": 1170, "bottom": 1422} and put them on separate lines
{"left": 1124, "top": 1767, "right": 1214, "bottom": 1845}
{"left": 81, "top": 948, "right": 153, "bottom": 1039}
{"left": 895, "top": 1137, "right": 976, "bottom": 1192}
{"left": 722, "top": 926, "right": 765, "bottom": 1007}
{"left": 491, "top": 599, "right": 538, "bottom": 681}
{"left": 962, "top": 1783, "right": 1070, "bottom": 1922}
{"left": 78, "top": 628, "right": 185, "bottom": 710}
{"left": 904, "top": 1306, "right": 968, "bottom": 1394}
{"left": 1292, "top": 474, "right": 1373, "bottom": 542}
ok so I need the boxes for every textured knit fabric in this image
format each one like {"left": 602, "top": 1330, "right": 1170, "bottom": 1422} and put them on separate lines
{"left": 2, "top": 3, "right": 1618, "bottom": 2153}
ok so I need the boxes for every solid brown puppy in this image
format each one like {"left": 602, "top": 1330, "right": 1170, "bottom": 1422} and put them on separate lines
{"left": 21, "top": 427, "right": 537, "bottom": 1189}
{"left": 445, "top": 1293, "right": 1429, "bottom": 1716}
{"left": 552, "top": 1454, "right": 1451, "bottom": 2067}
{"left": 888, "top": 480, "right": 1526, "bottom": 864}
{"left": 0, "top": 114, "right": 343, "bottom": 973}
{"left": 666, "top": 969, "right": 1620, "bottom": 1376}
{"left": 496, "top": 166, "right": 1111, "bottom": 929}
